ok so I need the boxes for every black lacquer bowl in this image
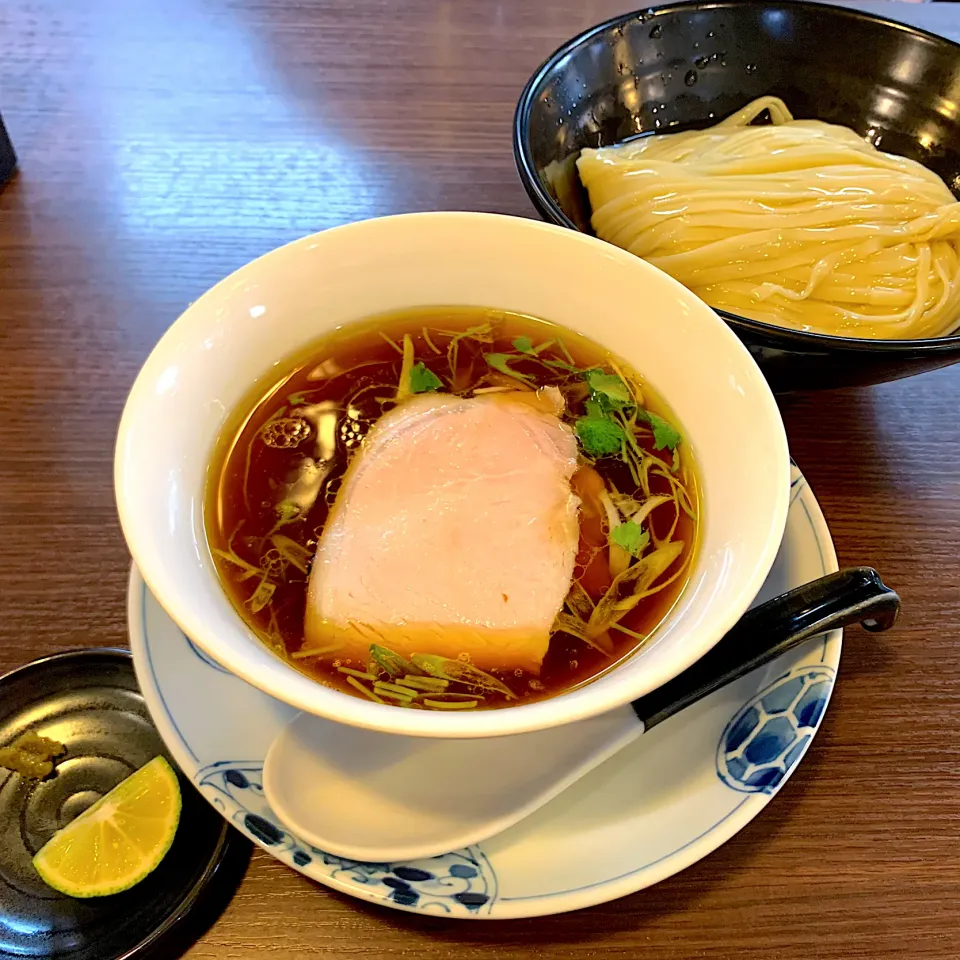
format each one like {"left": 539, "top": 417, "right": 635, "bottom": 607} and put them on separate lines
{"left": 513, "top": 0, "right": 960, "bottom": 391}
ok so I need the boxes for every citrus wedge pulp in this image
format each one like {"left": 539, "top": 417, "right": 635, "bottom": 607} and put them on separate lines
{"left": 33, "top": 755, "right": 182, "bottom": 898}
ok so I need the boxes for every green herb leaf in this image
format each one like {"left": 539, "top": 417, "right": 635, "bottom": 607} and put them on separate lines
{"left": 574, "top": 414, "right": 625, "bottom": 457}
{"left": 585, "top": 370, "right": 632, "bottom": 409}
{"left": 409, "top": 362, "right": 443, "bottom": 394}
{"left": 638, "top": 410, "right": 682, "bottom": 450}
{"left": 610, "top": 520, "right": 650, "bottom": 559}
{"left": 287, "top": 391, "right": 313, "bottom": 405}
{"left": 484, "top": 353, "right": 535, "bottom": 383}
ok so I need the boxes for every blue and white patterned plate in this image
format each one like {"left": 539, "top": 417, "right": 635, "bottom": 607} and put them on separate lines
{"left": 128, "top": 462, "right": 839, "bottom": 919}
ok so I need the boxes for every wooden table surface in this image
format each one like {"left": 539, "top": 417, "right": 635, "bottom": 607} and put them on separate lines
{"left": 2, "top": 0, "right": 958, "bottom": 957}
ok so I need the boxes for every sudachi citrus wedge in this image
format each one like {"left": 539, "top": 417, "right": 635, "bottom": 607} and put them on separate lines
{"left": 33, "top": 755, "right": 182, "bottom": 898}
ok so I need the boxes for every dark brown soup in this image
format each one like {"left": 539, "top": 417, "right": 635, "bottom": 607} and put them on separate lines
{"left": 206, "top": 307, "right": 699, "bottom": 711}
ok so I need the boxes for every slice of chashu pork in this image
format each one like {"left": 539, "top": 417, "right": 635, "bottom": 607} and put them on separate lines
{"left": 304, "top": 387, "right": 580, "bottom": 674}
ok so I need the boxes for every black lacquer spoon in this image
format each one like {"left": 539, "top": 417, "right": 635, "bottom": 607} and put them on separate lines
{"left": 263, "top": 568, "right": 900, "bottom": 863}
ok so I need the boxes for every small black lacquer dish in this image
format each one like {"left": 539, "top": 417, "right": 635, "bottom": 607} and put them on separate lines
{"left": 0, "top": 648, "right": 251, "bottom": 960}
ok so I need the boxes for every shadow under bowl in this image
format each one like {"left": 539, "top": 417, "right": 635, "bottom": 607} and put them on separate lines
{"left": 513, "top": 0, "right": 960, "bottom": 391}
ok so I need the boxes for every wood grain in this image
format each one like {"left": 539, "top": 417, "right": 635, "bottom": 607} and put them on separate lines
{"left": 1, "top": 0, "right": 958, "bottom": 957}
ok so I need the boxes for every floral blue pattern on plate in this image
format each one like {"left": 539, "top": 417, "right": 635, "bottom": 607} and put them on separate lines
{"left": 197, "top": 760, "right": 496, "bottom": 913}
{"left": 128, "top": 462, "right": 841, "bottom": 919}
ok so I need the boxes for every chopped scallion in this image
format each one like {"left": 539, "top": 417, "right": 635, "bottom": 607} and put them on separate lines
{"left": 337, "top": 666, "right": 378, "bottom": 680}
{"left": 397, "top": 676, "right": 449, "bottom": 691}
{"left": 373, "top": 681, "right": 417, "bottom": 699}
{"left": 346, "top": 676, "right": 385, "bottom": 703}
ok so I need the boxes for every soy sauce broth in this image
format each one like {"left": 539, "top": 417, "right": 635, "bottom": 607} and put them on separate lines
{"left": 206, "top": 307, "right": 699, "bottom": 710}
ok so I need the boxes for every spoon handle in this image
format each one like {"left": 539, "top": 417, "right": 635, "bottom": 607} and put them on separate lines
{"left": 631, "top": 567, "right": 900, "bottom": 731}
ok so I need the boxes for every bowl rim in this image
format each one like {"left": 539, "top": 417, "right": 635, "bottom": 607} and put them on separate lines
{"left": 512, "top": 0, "right": 960, "bottom": 354}
{"left": 115, "top": 210, "right": 790, "bottom": 739}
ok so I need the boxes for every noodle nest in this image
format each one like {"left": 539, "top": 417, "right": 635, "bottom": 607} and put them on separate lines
{"left": 577, "top": 97, "right": 960, "bottom": 339}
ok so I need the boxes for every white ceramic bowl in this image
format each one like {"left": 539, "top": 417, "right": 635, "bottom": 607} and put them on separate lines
{"left": 115, "top": 212, "right": 789, "bottom": 739}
